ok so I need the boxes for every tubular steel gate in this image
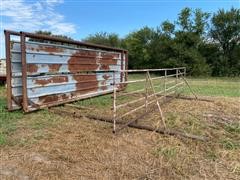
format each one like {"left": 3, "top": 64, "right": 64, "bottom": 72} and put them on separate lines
{"left": 112, "top": 67, "right": 186, "bottom": 133}
{"left": 4, "top": 30, "right": 128, "bottom": 112}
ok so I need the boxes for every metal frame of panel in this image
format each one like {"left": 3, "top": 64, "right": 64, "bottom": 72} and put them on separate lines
{"left": 4, "top": 30, "right": 128, "bottom": 112}
{"left": 4, "top": 30, "right": 22, "bottom": 111}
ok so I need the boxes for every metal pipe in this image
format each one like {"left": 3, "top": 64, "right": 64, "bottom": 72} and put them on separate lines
{"left": 113, "top": 71, "right": 117, "bottom": 133}
{"left": 4, "top": 31, "right": 12, "bottom": 110}
{"left": 118, "top": 73, "right": 185, "bottom": 85}
{"left": 117, "top": 67, "right": 186, "bottom": 72}
{"left": 116, "top": 88, "right": 145, "bottom": 97}
{"left": 20, "top": 32, "right": 29, "bottom": 112}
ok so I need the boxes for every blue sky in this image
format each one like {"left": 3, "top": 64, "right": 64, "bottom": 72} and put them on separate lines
{"left": 0, "top": 0, "right": 239, "bottom": 58}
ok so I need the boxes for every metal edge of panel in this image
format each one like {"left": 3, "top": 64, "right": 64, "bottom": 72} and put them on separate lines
{"left": 4, "top": 30, "right": 21, "bottom": 36}
{"left": 20, "top": 32, "right": 29, "bottom": 112}
{"left": 19, "top": 31, "right": 128, "bottom": 53}
{"left": 4, "top": 30, "right": 22, "bottom": 111}
{"left": 28, "top": 89, "right": 114, "bottom": 112}
{"left": 124, "top": 51, "right": 128, "bottom": 89}
{"left": 4, "top": 30, "right": 12, "bottom": 111}
{"left": 120, "top": 51, "right": 124, "bottom": 83}
{"left": 125, "top": 51, "right": 128, "bottom": 81}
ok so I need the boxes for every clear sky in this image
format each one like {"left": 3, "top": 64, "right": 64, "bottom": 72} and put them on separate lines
{"left": 0, "top": 0, "right": 239, "bottom": 58}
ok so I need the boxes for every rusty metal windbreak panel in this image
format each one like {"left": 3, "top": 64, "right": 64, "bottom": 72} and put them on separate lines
{"left": 5, "top": 30, "right": 127, "bottom": 112}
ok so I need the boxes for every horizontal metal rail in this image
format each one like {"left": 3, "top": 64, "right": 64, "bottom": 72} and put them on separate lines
{"left": 116, "top": 90, "right": 176, "bottom": 121}
{"left": 151, "top": 73, "right": 184, "bottom": 80}
{"left": 117, "top": 67, "right": 186, "bottom": 72}
{"left": 118, "top": 73, "right": 184, "bottom": 85}
{"left": 117, "top": 88, "right": 145, "bottom": 97}
{"left": 116, "top": 82, "right": 184, "bottom": 109}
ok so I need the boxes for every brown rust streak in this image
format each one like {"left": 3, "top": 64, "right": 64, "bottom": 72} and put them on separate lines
{"left": 38, "top": 45, "right": 64, "bottom": 53}
{"left": 68, "top": 51, "right": 99, "bottom": 94}
{"left": 35, "top": 76, "right": 69, "bottom": 86}
{"left": 68, "top": 50, "right": 119, "bottom": 72}
{"left": 27, "top": 64, "right": 38, "bottom": 73}
{"left": 67, "top": 50, "right": 120, "bottom": 95}
{"left": 39, "top": 93, "right": 69, "bottom": 104}
{"left": 101, "top": 74, "right": 111, "bottom": 90}
{"left": 101, "top": 52, "right": 119, "bottom": 59}
{"left": 72, "top": 74, "right": 96, "bottom": 82}
{"left": 75, "top": 81, "right": 98, "bottom": 93}
{"left": 48, "top": 64, "right": 62, "bottom": 72}
{"left": 70, "top": 87, "right": 99, "bottom": 97}
{"left": 68, "top": 51, "right": 99, "bottom": 72}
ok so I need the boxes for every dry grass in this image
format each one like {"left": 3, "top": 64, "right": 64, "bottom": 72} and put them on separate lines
{"left": 1, "top": 95, "right": 240, "bottom": 179}
{"left": 0, "top": 75, "right": 240, "bottom": 179}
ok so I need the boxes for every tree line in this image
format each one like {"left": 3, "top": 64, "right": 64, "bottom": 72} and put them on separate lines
{"left": 84, "top": 7, "right": 240, "bottom": 76}
{"left": 31, "top": 7, "right": 239, "bottom": 76}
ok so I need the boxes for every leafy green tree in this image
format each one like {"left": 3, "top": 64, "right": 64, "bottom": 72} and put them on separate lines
{"left": 174, "top": 8, "right": 211, "bottom": 76}
{"left": 210, "top": 8, "right": 240, "bottom": 76}
{"left": 161, "top": 20, "right": 175, "bottom": 36}
{"left": 27, "top": 8, "right": 240, "bottom": 77}
{"left": 83, "top": 32, "right": 122, "bottom": 48}
{"left": 124, "top": 27, "right": 155, "bottom": 69}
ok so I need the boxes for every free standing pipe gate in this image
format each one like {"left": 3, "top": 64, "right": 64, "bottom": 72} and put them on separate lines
{"left": 112, "top": 68, "right": 186, "bottom": 133}
{"left": 4, "top": 30, "right": 128, "bottom": 112}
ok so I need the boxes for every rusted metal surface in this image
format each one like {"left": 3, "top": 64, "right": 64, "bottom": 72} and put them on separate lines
{"left": 5, "top": 30, "right": 127, "bottom": 112}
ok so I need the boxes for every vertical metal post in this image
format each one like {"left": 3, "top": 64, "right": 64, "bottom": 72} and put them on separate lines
{"left": 176, "top": 69, "right": 178, "bottom": 84}
{"left": 113, "top": 71, "right": 117, "bottom": 133}
{"left": 144, "top": 72, "right": 148, "bottom": 113}
{"left": 164, "top": 69, "right": 167, "bottom": 94}
{"left": 4, "top": 31, "right": 12, "bottom": 111}
{"left": 20, "top": 32, "right": 28, "bottom": 112}
{"left": 176, "top": 69, "right": 179, "bottom": 94}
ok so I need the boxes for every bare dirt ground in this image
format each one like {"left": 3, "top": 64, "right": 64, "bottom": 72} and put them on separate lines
{"left": 1, "top": 95, "right": 240, "bottom": 179}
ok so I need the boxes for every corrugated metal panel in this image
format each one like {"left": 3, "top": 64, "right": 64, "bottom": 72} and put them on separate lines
{"left": 5, "top": 30, "right": 127, "bottom": 112}
{"left": 0, "top": 60, "right": 6, "bottom": 75}
{"left": 0, "top": 60, "right": 6, "bottom": 83}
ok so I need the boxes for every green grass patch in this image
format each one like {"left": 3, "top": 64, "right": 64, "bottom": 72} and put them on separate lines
{"left": 0, "top": 94, "right": 24, "bottom": 145}
{"left": 153, "top": 147, "right": 177, "bottom": 159}
{"left": 182, "top": 78, "right": 240, "bottom": 97}
{"left": 0, "top": 133, "right": 6, "bottom": 145}
{"left": 225, "top": 123, "right": 240, "bottom": 134}
{"left": 221, "top": 139, "right": 240, "bottom": 150}
{"left": 205, "top": 149, "right": 218, "bottom": 161}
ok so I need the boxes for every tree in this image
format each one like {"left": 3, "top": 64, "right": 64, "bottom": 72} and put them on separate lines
{"left": 174, "top": 8, "right": 211, "bottom": 76}
{"left": 161, "top": 20, "right": 175, "bottom": 36}
{"left": 83, "top": 32, "right": 122, "bottom": 48}
{"left": 177, "top": 7, "right": 193, "bottom": 32}
{"left": 210, "top": 8, "right": 240, "bottom": 76}
{"left": 124, "top": 27, "right": 156, "bottom": 69}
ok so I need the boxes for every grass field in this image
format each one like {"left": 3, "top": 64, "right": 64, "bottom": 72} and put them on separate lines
{"left": 0, "top": 76, "right": 239, "bottom": 179}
